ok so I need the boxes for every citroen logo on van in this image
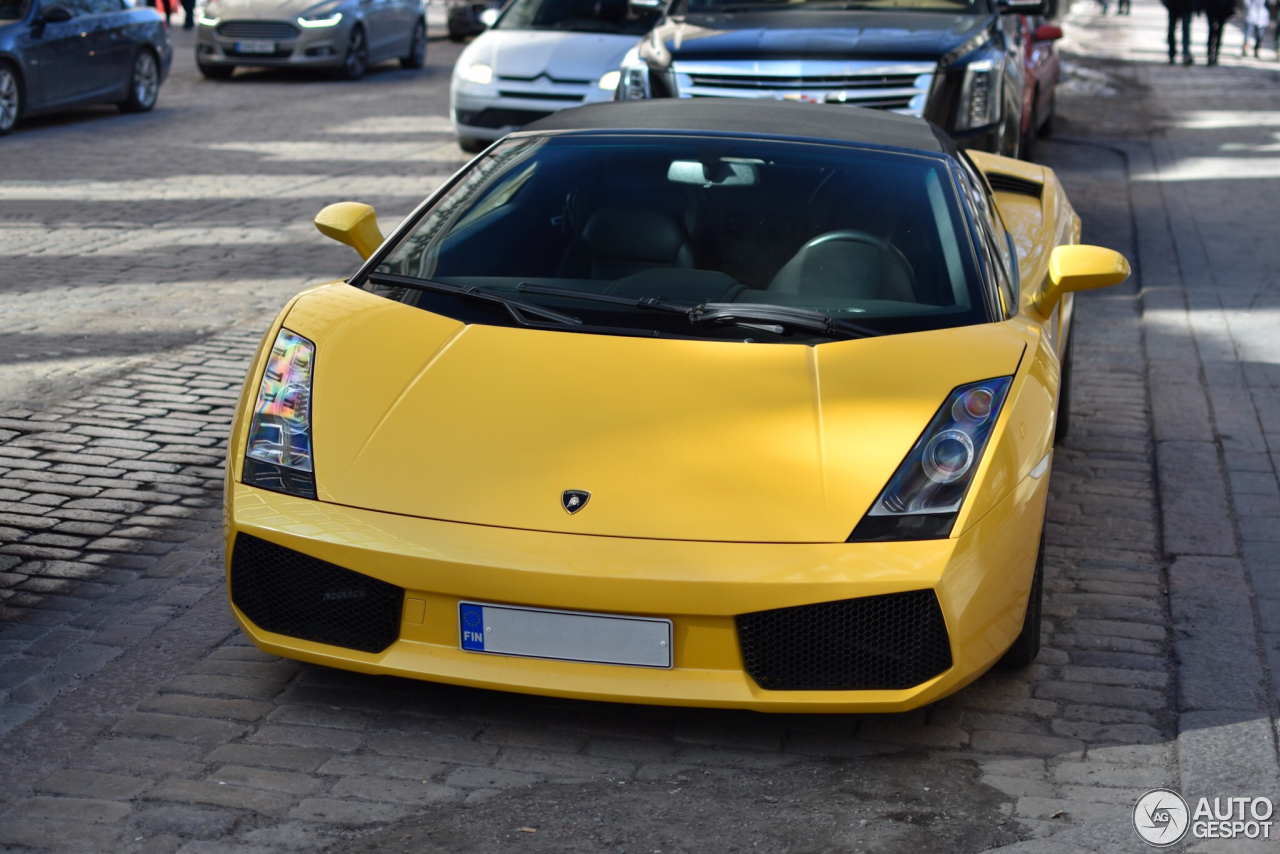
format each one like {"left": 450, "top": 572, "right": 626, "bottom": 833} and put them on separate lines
{"left": 562, "top": 490, "right": 590, "bottom": 514}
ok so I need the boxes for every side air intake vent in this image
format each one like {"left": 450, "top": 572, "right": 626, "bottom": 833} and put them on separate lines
{"left": 987, "top": 172, "right": 1043, "bottom": 198}
{"left": 231, "top": 534, "right": 404, "bottom": 653}
{"left": 736, "top": 590, "right": 952, "bottom": 691}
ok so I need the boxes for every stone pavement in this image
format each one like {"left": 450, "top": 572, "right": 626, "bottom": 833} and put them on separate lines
{"left": 0, "top": 3, "right": 1277, "bottom": 851}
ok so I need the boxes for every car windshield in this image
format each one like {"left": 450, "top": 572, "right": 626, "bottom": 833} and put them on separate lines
{"left": 496, "top": 0, "right": 661, "bottom": 34}
{"left": 370, "top": 134, "right": 987, "bottom": 343}
{"left": 686, "top": 0, "right": 986, "bottom": 12}
{"left": 0, "top": 0, "right": 29, "bottom": 18}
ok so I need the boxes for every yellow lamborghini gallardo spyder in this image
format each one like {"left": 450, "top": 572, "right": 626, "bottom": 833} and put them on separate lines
{"left": 225, "top": 100, "right": 1129, "bottom": 713}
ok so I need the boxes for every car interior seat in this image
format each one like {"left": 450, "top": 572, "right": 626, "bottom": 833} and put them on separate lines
{"left": 559, "top": 207, "right": 695, "bottom": 280}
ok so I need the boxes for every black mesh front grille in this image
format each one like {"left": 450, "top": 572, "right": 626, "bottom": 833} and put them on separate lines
{"left": 231, "top": 534, "right": 404, "bottom": 653}
{"left": 454, "top": 108, "right": 554, "bottom": 129}
{"left": 737, "top": 590, "right": 952, "bottom": 691}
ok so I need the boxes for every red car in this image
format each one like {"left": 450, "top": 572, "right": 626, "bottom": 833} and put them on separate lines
{"left": 1019, "top": 17, "right": 1062, "bottom": 161}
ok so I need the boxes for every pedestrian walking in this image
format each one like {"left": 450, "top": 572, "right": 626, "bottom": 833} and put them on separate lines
{"left": 1164, "top": 0, "right": 1196, "bottom": 64}
{"left": 180, "top": 0, "right": 195, "bottom": 28}
{"left": 1206, "top": 0, "right": 1233, "bottom": 63}
{"left": 1243, "top": 0, "right": 1270, "bottom": 55}
{"left": 1118, "top": 0, "right": 1131, "bottom": 14}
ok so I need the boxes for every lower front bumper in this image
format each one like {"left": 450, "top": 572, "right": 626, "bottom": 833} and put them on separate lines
{"left": 226, "top": 473, "right": 1046, "bottom": 713}
{"left": 195, "top": 25, "right": 347, "bottom": 68}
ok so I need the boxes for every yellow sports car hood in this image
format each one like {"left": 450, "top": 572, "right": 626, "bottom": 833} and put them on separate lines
{"left": 287, "top": 287, "right": 1025, "bottom": 543}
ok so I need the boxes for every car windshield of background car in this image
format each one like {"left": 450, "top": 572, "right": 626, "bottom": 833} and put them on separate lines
{"left": 0, "top": 0, "right": 30, "bottom": 18}
{"left": 370, "top": 134, "right": 988, "bottom": 341}
{"left": 686, "top": 0, "right": 985, "bottom": 14}
{"left": 497, "top": 0, "right": 660, "bottom": 34}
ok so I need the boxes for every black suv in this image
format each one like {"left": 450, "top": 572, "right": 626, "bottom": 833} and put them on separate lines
{"left": 615, "top": 0, "right": 1043, "bottom": 157}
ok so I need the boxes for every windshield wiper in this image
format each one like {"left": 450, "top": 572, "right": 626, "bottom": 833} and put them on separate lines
{"left": 692, "top": 303, "right": 881, "bottom": 339}
{"left": 516, "top": 282, "right": 693, "bottom": 314}
{"left": 367, "top": 273, "right": 582, "bottom": 327}
{"left": 518, "top": 284, "right": 878, "bottom": 340}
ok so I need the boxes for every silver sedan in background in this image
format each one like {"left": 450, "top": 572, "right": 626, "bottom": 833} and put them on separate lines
{"left": 195, "top": 0, "right": 426, "bottom": 79}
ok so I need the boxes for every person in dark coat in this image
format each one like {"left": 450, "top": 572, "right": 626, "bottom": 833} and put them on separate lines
{"left": 1163, "top": 0, "right": 1196, "bottom": 64}
{"left": 1205, "top": 0, "right": 1234, "bottom": 63}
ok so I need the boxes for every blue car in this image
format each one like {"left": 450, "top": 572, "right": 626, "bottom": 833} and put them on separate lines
{"left": 0, "top": 0, "right": 172, "bottom": 135}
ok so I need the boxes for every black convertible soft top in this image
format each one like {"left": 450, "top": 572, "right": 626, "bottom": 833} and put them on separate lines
{"left": 519, "top": 99, "right": 955, "bottom": 155}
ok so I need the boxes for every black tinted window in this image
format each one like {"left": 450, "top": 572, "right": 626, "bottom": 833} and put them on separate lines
{"left": 497, "top": 0, "right": 660, "bottom": 34}
{"left": 371, "top": 134, "right": 990, "bottom": 341}
{"left": 0, "top": 0, "right": 28, "bottom": 19}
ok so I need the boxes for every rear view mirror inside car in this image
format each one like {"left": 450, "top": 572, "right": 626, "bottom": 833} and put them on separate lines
{"left": 667, "top": 159, "right": 760, "bottom": 187}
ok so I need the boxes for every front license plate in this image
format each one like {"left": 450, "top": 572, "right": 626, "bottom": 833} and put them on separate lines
{"left": 236, "top": 40, "right": 276, "bottom": 54}
{"left": 459, "top": 601, "right": 672, "bottom": 668}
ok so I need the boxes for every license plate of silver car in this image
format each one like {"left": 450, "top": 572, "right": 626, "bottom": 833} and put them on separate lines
{"left": 236, "top": 40, "right": 276, "bottom": 54}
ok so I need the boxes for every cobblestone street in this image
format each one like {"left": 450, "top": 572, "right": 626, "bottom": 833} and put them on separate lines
{"left": 1, "top": 2, "right": 1279, "bottom": 851}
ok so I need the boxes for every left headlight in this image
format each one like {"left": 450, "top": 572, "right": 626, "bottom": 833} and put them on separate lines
{"left": 849, "top": 376, "right": 1013, "bottom": 542}
{"left": 243, "top": 329, "right": 317, "bottom": 499}
{"left": 462, "top": 62, "right": 494, "bottom": 85}
{"left": 615, "top": 47, "right": 650, "bottom": 100}
{"left": 197, "top": 8, "right": 219, "bottom": 24}
{"left": 955, "top": 58, "right": 1002, "bottom": 131}
{"left": 297, "top": 11, "right": 343, "bottom": 26}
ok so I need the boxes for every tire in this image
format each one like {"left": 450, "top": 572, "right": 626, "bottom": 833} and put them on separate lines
{"left": 338, "top": 26, "right": 369, "bottom": 80}
{"left": 401, "top": 18, "right": 427, "bottom": 68}
{"left": 119, "top": 48, "right": 160, "bottom": 113}
{"left": 999, "top": 527, "right": 1044, "bottom": 667}
{"left": 0, "top": 62, "right": 20, "bottom": 136}
{"left": 1054, "top": 317, "right": 1074, "bottom": 446}
{"left": 1039, "top": 95, "right": 1056, "bottom": 138}
{"left": 458, "top": 136, "right": 488, "bottom": 153}
{"left": 197, "top": 61, "right": 235, "bottom": 80}
{"left": 1020, "top": 90, "right": 1039, "bottom": 162}
{"left": 449, "top": 31, "right": 466, "bottom": 42}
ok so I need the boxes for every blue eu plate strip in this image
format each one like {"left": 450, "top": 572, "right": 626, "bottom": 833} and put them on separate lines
{"left": 459, "top": 603, "right": 485, "bottom": 651}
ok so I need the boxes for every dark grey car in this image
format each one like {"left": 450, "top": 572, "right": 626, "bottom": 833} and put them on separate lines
{"left": 0, "top": 0, "right": 173, "bottom": 135}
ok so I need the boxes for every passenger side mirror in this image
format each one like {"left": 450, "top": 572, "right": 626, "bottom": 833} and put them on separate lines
{"left": 997, "top": 0, "right": 1046, "bottom": 14}
{"left": 1034, "top": 23, "right": 1063, "bottom": 41}
{"left": 40, "top": 5, "right": 73, "bottom": 22}
{"left": 1036, "top": 244, "right": 1130, "bottom": 313}
{"left": 478, "top": 7, "right": 498, "bottom": 26}
{"left": 314, "top": 202, "right": 385, "bottom": 260}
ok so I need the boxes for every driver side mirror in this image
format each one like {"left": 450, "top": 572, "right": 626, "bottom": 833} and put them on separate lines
{"left": 1034, "top": 23, "right": 1063, "bottom": 41}
{"left": 314, "top": 202, "right": 384, "bottom": 260}
{"left": 1036, "top": 244, "right": 1130, "bottom": 313}
{"left": 478, "top": 7, "right": 498, "bottom": 26}
{"left": 39, "top": 5, "right": 73, "bottom": 23}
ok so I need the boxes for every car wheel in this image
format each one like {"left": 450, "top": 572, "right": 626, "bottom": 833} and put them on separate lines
{"left": 458, "top": 136, "right": 488, "bottom": 153}
{"left": 198, "top": 61, "right": 235, "bottom": 80}
{"left": 1039, "top": 95, "right": 1056, "bottom": 138}
{"left": 0, "top": 62, "right": 20, "bottom": 136}
{"left": 119, "top": 48, "right": 160, "bottom": 113}
{"left": 1054, "top": 316, "right": 1074, "bottom": 446}
{"left": 448, "top": 31, "right": 466, "bottom": 42}
{"left": 999, "top": 526, "right": 1044, "bottom": 667}
{"left": 401, "top": 18, "right": 427, "bottom": 68}
{"left": 339, "top": 26, "right": 369, "bottom": 80}
{"left": 1020, "top": 90, "right": 1039, "bottom": 162}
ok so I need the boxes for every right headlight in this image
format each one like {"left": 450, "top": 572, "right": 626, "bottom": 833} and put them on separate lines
{"left": 461, "top": 62, "right": 494, "bottom": 85}
{"left": 849, "top": 376, "right": 1012, "bottom": 542}
{"left": 615, "top": 47, "right": 650, "bottom": 100}
{"left": 955, "top": 58, "right": 1002, "bottom": 131}
{"left": 243, "top": 329, "right": 317, "bottom": 500}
